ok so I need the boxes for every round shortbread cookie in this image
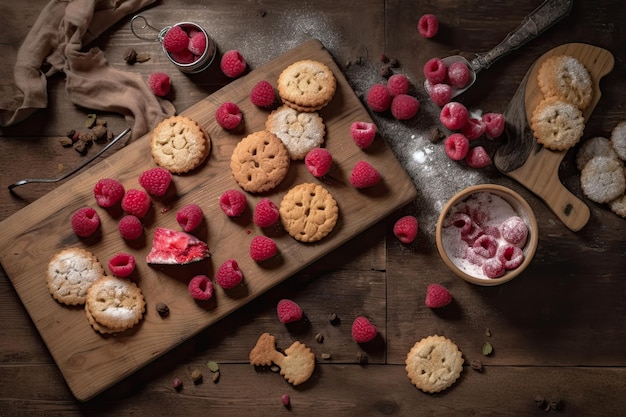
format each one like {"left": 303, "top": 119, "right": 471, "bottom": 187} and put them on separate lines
{"left": 279, "top": 182, "right": 339, "bottom": 242}
{"left": 610, "top": 120, "right": 626, "bottom": 161}
{"left": 537, "top": 55, "right": 593, "bottom": 110}
{"left": 575, "top": 136, "right": 618, "bottom": 171}
{"left": 230, "top": 130, "right": 290, "bottom": 193}
{"left": 150, "top": 115, "right": 211, "bottom": 174}
{"left": 405, "top": 335, "right": 464, "bottom": 394}
{"left": 277, "top": 60, "right": 336, "bottom": 110}
{"left": 265, "top": 105, "right": 326, "bottom": 160}
{"left": 46, "top": 248, "right": 105, "bottom": 306}
{"left": 530, "top": 97, "right": 584, "bottom": 151}
{"left": 85, "top": 276, "right": 145, "bottom": 333}
{"left": 580, "top": 155, "right": 626, "bottom": 204}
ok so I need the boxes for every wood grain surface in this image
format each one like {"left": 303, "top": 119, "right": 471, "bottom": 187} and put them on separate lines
{"left": 0, "top": 38, "right": 417, "bottom": 401}
{"left": 496, "top": 43, "right": 614, "bottom": 231}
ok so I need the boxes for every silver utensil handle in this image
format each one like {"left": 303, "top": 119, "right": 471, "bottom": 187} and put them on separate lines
{"left": 470, "top": 0, "right": 573, "bottom": 73}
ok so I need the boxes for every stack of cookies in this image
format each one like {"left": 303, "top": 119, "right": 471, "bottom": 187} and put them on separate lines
{"left": 576, "top": 122, "right": 626, "bottom": 218}
{"left": 530, "top": 55, "right": 592, "bottom": 151}
{"left": 46, "top": 248, "right": 146, "bottom": 334}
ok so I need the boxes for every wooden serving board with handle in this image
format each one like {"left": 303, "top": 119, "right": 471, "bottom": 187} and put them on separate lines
{"left": 494, "top": 43, "right": 614, "bottom": 231}
{"left": 0, "top": 39, "right": 418, "bottom": 401}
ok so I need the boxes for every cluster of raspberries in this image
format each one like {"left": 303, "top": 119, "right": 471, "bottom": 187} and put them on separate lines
{"left": 415, "top": 15, "right": 507, "bottom": 169}
{"left": 163, "top": 25, "right": 208, "bottom": 64}
{"left": 366, "top": 73, "right": 420, "bottom": 121}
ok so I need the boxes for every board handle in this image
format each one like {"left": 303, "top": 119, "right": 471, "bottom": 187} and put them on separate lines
{"left": 505, "top": 148, "right": 590, "bottom": 232}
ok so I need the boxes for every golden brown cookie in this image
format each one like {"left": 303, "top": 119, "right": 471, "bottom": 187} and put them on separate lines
{"left": 405, "top": 335, "right": 464, "bottom": 394}
{"left": 575, "top": 136, "right": 618, "bottom": 171}
{"left": 265, "top": 105, "right": 326, "bottom": 160}
{"left": 277, "top": 60, "right": 336, "bottom": 111}
{"left": 150, "top": 115, "right": 211, "bottom": 174}
{"left": 580, "top": 155, "right": 626, "bottom": 204}
{"left": 230, "top": 130, "right": 290, "bottom": 193}
{"left": 249, "top": 333, "right": 315, "bottom": 386}
{"left": 279, "top": 183, "right": 339, "bottom": 242}
{"left": 530, "top": 97, "right": 584, "bottom": 151}
{"left": 537, "top": 55, "right": 593, "bottom": 110}
{"left": 46, "top": 248, "right": 105, "bottom": 306}
{"left": 85, "top": 276, "right": 145, "bottom": 334}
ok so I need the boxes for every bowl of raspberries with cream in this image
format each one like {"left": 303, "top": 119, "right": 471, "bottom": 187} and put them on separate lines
{"left": 436, "top": 184, "right": 538, "bottom": 286}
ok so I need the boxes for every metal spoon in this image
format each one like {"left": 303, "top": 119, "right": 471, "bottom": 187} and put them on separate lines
{"left": 427, "top": 0, "right": 573, "bottom": 98}
{"left": 8, "top": 127, "right": 131, "bottom": 191}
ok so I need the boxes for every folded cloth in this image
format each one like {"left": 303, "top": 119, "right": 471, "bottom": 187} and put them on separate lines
{"left": 0, "top": 0, "right": 175, "bottom": 140}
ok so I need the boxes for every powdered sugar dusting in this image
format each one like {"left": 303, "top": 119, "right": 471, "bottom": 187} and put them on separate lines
{"left": 344, "top": 61, "right": 498, "bottom": 243}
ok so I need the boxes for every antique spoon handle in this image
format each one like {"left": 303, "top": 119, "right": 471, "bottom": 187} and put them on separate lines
{"left": 470, "top": 0, "right": 573, "bottom": 73}
{"left": 8, "top": 128, "right": 131, "bottom": 191}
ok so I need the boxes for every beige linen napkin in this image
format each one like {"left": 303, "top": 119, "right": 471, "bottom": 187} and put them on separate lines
{"left": 0, "top": 0, "right": 175, "bottom": 140}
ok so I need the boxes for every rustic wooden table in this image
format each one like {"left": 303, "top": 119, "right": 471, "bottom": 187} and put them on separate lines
{"left": 1, "top": 1, "right": 624, "bottom": 415}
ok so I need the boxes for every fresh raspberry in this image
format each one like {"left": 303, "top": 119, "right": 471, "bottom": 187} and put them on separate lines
{"left": 304, "top": 147, "right": 333, "bottom": 177}
{"left": 138, "top": 167, "right": 172, "bottom": 197}
{"left": 387, "top": 74, "right": 410, "bottom": 96}
{"left": 108, "top": 252, "right": 136, "bottom": 278}
{"left": 417, "top": 14, "right": 439, "bottom": 38}
{"left": 250, "top": 80, "right": 276, "bottom": 108}
{"left": 423, "top": 57, "right": 447, "bottom": 85}
{"left": 350, "top": 160, "right": 381, "bottom": 188}
{"left": 444, "top": 133, "right": 470, "bottom": 161}
{"left": 425, "top": 81, "right": 452, "bottom": 107}
{"left": 187, "top": 31, "right": 207, "bottom": 56}
{"left": 249, "top": 235, "right": 278, "bottom": 262}
{"left": 163, "top": 25, "right": 189, "bottom": 53}
{"left": 500, "top": 216, "right": 528, "bottom": 247}
{"left": 497, "top": 244, "right": 525, "bottom": 270}
{"left": 391, "top": 94, "right": 419, "bottom": 120}
{"left": 461, "top": 117, "right": 486, "bottom": 140}
{"left": 350, "top": 121, "right": 377, "bottom": 149}
{"left": 169, "top": 48, "right": 196, "bottom": 64}
{"left": 276, "top": 299, "right": 303, "bottom": 324}
{"left": 482, "top": 112, "right": 505, "bottom": 138}
{"left": 71, "top": 207, "right": 100, "bottom": 237}
{"left": 366, "top": 83, "right": 392, "bottom": 112}
{"left": 219, "top": 189, "right": 247, "bottom": 217}
{"left": 482, "top": 257, "right": 505, "bottom": 278}
{"left": 121, "top": 189, "right": 151, "bottom": 218}
{"left": 147, "top": 72, "right": 171, "bottom": 97}
{"left": 351, "top": 316, "right": 377, "bottom": 343}
{"left": 215, "top": 101, "right": 242, "bottom": 130}
{"left": 393, "top": 215, "right": 418, "bottom": 243}
{"left": 472, "top": 234, "right": 498, "bottom": 258}
{"left": 93, "top": 178, "right": 125, "bottom": 208}
{"left": 188, "top": 275, "right": 214, "bottom": 301}
{"left": 118, "top": 214, "right": 143, "bottom": 240}
{"left": 220, "top": 50, "right": 247, "bottom": 78}
{"left": 447, "top": 61, "right": 471, "bottom": 89}
{"left": 176, "top": 203, "right": 204, "bottom": 232}
{"left": 440, "top": 102, "right": 469, "bottom": 130}
{"left": 465, "top": 146, "right": 492, "bottom": 168}
{"left": 253, "top": 198, "right": 279, "bottom": 227}
{"left": 424, "top": 283, "right": 452, "bottom": 308}
{"left": 215, "top": 259, "right": 243, "bottom": 289}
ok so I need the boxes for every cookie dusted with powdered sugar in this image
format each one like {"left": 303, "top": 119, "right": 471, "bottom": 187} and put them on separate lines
{"left": 85, "top": 276, "right": 145, "bottom": 334}
{"left": 150, "top": 115, "right": 211, "bottom": 174}
{"left": 265, "top": 105, "right": 326, "bottom": 160}
{"left": 537, "top": 55, "right": 593, "bottom": 110}
{"left": 405, "top": 335, "right": 464, "bottom": 393}
{"left": 46, "top": 248, "right": 105, "bottom": 306}
{"left": 530, "top": 97, "right": 584, "bottom": 151}
{"left": 277, "top": 60, "right": 336, "bottom": 111}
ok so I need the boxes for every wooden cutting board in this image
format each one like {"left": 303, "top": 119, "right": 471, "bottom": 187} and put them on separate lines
{"left": 0, "top": 39, "right": 417, "bottom": 401}
{"left": 494, "top": 43, "right": 614, "bottom": 231}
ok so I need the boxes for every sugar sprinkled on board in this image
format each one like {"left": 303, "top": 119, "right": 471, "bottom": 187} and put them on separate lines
{"left": 343, "top": 60, "right": 499, "bottom": 243}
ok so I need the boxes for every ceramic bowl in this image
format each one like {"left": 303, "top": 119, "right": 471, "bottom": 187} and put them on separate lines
{"left": 435, "top": 184, "right": 538, "bottom": 286}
